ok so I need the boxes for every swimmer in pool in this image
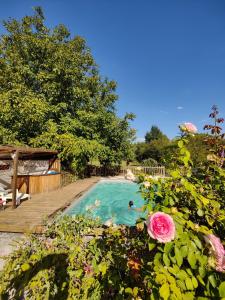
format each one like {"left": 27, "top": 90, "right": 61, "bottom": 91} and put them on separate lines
{"left": 128, "top": 200, "right": 143, "bottom": 212}
{"left": 128, "top": 200, "right": 136, "bottom": 209}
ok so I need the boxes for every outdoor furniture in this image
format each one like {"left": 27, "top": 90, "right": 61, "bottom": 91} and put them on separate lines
{"left": 4, "top": 189, "right": 31, "bottom": 206}
{"left": 0, "top": 194, "right": 6, "bottom": 209}
{"left": 0, "top": 190, "right": 7, "bottom": 209}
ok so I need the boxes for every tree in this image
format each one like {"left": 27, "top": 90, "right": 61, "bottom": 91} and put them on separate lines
{"left": 0, "top": 7, "right": 135, "bottom": 174}
{"left": 135, "top": 126, "right": 170, "bottom": 164}
{"left": 145, "top": 125, "right": 169, "bottom": 143}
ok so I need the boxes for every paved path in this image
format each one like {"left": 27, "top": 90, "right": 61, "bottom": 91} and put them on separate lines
{"left": 0, "top": 232, "right": 24, "bottom": 270}
{"left": 0, "top": 177, "right": 100, "bottom": 233}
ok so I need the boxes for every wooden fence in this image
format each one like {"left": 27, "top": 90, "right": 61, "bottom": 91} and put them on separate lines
{"left": 121, "top": 166, "right": 165, "bottom": 177}
{"left": 60, "top": 172, "right": 77, "bottom": 187}
{"left": 85, "top": 165, "right": 121, "bottom": 177}
{"left": 86, "top": 165, "right": 166, "bottom": 177}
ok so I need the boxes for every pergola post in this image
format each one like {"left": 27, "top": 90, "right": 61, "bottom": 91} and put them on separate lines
{"left": 12, "top": 150, "right": 19, "bottom": 208}
{"left": 48, "top": 155, "right": 57, "bottom": 171}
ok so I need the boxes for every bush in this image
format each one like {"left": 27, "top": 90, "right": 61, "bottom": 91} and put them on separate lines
{"left": 142, "top": 158, "right": 158, "bottom": 167}
{"left": 1, "top": 120, "right": 225, "bottom": 299}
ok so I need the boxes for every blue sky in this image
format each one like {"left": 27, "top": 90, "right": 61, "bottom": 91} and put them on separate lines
{"left": 1, "top": 0, "right": 225, "bottom": 140}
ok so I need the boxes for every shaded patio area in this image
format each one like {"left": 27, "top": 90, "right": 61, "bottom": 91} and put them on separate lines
{"left": 0, "top": 177, "right": 100, "bottom": 233}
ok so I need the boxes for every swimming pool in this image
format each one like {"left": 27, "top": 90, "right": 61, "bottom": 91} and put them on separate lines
{"left": 66, "top": 180, "right": 146, "bottom": 226}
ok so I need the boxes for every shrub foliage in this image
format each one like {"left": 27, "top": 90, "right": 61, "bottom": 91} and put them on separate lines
{"left": 1, "top": 112, "right": 225, "bottom": 299}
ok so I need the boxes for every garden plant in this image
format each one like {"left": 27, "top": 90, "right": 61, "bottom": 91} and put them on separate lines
{"left": 0, "top": 108, "right": 225, "bottom": 299}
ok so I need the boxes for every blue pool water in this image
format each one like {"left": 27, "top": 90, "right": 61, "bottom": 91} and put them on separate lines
{"left": 66, "top": 180, "right": 146, "bottom": 226}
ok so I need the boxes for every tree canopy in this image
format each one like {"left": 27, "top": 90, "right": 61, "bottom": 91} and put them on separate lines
{"left": 135, "top": 126, "right": 170, "bottom": 165}
{"left": 145, "top": 125, "right": 169, "bottom": 143}
{"left": 0, "top": 7, "right": 135, "bottom": 173}
{"left": 136, "top": 125, "right": 211, "bottom": 168}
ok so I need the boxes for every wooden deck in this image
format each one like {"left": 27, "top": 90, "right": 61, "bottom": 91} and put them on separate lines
{"left": 0, "top": 177, "right": 100, "bottom": 233}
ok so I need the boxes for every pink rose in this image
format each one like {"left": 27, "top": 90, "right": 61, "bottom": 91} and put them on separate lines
{"left": 147, "top": 212, "right": 175, "bottom": 243}
{"left": 179, "top": 122, "right": 197, "bottom": 134}
{"left": 204, "top": 234, "right": 225, "bottom": 272}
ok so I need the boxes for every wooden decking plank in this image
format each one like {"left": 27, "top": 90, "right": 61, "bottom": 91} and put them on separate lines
{"left": 0, "top": 177, "right": 100, "bottom": 233}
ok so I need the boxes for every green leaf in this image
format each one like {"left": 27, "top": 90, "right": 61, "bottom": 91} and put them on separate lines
{"left": 21, "top": 263, "right": 30, "bottom": 271}
{"left": 75, "top": 269, "right": 83, "bottom": 277}
{"left": 159, "top": 283, "right": 170, "bottom": 300}
{"left": 30, "top": 281, "right": 37, "bottom": 288}
{"left": 98, "top": 262, "right": 107, "bottom": 275}
{"left": 175, "top": 246, "right": 183, "bottom": 267}
{"left": 154, "top": 252, "right": 162, "bottom": 265}
{"left": 187, "top": 251, "right": 196, "bottom": 269}
{"left": 170, "top": 170, "right": 180, "bottom": 179}
{"left": 219, "top": 282, "right": 225, "bottom": 297}
{"left": 208, "top": 274, "right": 217, "bottom": 288}
{"left": 125, "top": 287, "right": 133, "bottom": 295}
{"left": 180, "top": 245, "right": 188, "bottom": 257}
{"left": 169, "top": 254, "right": 176, "bottom": 264}
{"left": 164, "top": 242, "right": 173, "bottom": 254}
{"left": 178, "top": 140, "right": 184, "bottom": 148}
{"left": 191, "top": 276, "right": 198, "bottom": 288}
{"left": 30, "top": 254, "right": 39, "bottom": 260}
{"left": 133, "top": 287, "right": 138, "bottom": 297}
{"left": 170, "top": 282, "right": 182, "bottom": 298}
{"left": 185, "top": 278, "right": 194, "bottom": 290}
{"left": 193, "top": 238, "right": 202, "bottom": 249}
{"left": 199, "top": 195, "right": 209, "bottom": 206}
{"left": 169, "top": 198, "right": 175, "bottom": 206}
{"left": 186, "top": 268, "right": 193, "bottom": 276}
{"left": 163, "top": 253, "right": 170, "bottom": 267}
{"left": 205, "top": 215, "right": 214, "bottom": 226}
{"left": 197, "top": 275, "right": 205, "bottom": 286}
{"left": 176, "top": 270, "right": 188, "bottom": 280}
{"left": 197, "top": 209, "right": 204, "bottom": 216}
{"left": 182, "top": 292, "right": 195, "bottom": 300}
{"left": 176, "top": 279, "right": 186, "bottom": 291}
{"left": 149, "top": 242, "right": 156, "bottom": 251}
{"left": 156, "top": 273, "right": 167, "bottom": 284}
{"left": 168, "top": 266, "right": 178, "bottom": 276}
{"left": 198, "top": 266, "right": 206, "bottom": 278}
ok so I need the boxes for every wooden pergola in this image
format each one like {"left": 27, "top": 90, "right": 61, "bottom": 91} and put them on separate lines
{"left": 0, "top": 145, "right": 58, "bottom": 208}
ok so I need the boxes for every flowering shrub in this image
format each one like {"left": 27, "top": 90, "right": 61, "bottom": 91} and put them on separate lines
{"left": 1, "top": 110, "right": 225, "bottom": 299}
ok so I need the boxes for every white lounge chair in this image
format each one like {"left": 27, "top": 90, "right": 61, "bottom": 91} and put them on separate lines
{"left": 0, "top": 191, "right": 7, "bottom": 209}
{"left": 4, "top": 189, "right": 31, "bottom": 205}
{"left": 0, "top": 187, "right": 9, "bottom": 209}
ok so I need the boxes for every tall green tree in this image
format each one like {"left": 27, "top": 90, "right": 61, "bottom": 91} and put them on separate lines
{"left": 0, "top": 7, "right": 135, "bottom": 173}
{"left": 135, "top": 126, "right": 170, "bottom": 164}
{"left": 145, "top": 125, "right": 169, "bottom": 143}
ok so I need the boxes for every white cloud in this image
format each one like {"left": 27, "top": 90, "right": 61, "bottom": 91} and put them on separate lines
{"left": 160, "top": 110, "right": 169, "bottom": 114}
{"left": 177, "top": 106, "right": 184, "bottom": 110}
